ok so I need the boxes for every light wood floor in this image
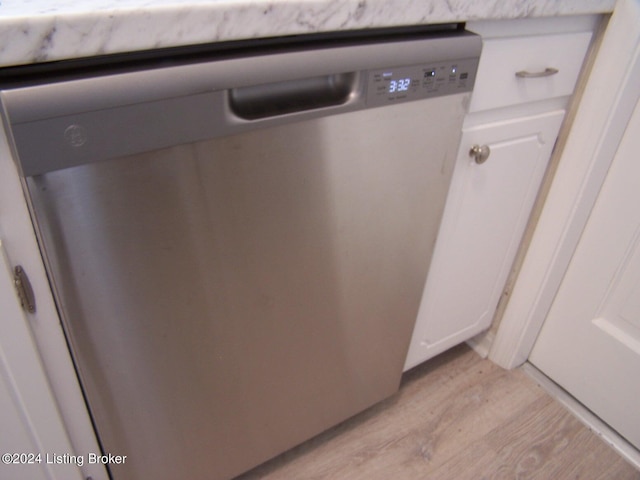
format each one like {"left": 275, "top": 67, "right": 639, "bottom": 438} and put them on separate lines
{"left": 236, "top": 344, "right": 639, "bottom": 479}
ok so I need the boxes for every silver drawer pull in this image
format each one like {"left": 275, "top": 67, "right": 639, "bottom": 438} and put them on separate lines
{"left": 515, "top": 67, "right": 559, "bottom": 78}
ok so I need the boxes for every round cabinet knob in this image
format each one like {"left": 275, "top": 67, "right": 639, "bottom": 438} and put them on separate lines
{"left": 469, "top": 144, "right": 490, "bottom": 164}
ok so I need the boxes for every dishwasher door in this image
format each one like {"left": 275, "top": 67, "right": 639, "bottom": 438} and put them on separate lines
{"left": 2, "top": 31, "right": 480, "bottom": 480}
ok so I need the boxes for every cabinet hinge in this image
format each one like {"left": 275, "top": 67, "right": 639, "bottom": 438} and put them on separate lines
{"left": 14, "top": 265, "right": 36, "bottom": 313}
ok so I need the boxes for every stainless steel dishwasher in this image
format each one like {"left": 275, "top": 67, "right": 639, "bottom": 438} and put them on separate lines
{"left": 1, "top": 27, "right": 480, "bottom": 480}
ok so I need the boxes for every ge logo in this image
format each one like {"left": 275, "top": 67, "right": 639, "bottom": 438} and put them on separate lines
{"left": 64, "top": 124, "right": 87, "bottom": 147}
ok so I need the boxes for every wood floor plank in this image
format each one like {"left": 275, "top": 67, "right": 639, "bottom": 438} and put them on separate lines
{"left": 235, "top": 345, "right": 640, "bottom": 479}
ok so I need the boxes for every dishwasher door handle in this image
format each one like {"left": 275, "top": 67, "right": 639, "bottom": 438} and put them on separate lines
{"left": 229, "top": 72, "right": 359, "bottom": 120}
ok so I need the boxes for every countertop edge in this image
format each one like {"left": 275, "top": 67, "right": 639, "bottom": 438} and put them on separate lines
{"left": 0, "top": 0, "right": 616, "bottom": 68}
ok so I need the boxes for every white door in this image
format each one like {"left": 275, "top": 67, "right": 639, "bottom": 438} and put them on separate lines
{"left": 529, "top": 97, "right": 640, "bottom": 449}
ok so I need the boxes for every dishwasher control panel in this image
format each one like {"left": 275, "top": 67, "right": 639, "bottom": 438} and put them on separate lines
{"left": 365, "top": 57, "right": 478, "bottom": 107}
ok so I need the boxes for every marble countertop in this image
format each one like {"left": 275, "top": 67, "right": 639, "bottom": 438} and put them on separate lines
{"left": 0, "top": 0, "right": 616, "bottom": 68}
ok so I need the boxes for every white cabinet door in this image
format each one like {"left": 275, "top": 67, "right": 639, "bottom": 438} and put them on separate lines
{"left": 530, "top": 98, "right": 640, "bottom": 450}
{"left": 405, "top": 110, "right": 565, "bottom": 370}
{"left": 0, "top": 241, "right": 84, "bottom": 480}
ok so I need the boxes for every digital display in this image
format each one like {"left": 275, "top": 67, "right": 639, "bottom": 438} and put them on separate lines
{"left": 366, "top": 58, "right": 478, "bottom": 107}
{"left": 389, "top": 78, "right": 411, "bottom": 93}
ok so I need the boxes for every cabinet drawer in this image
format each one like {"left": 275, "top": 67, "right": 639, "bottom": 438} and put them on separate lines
{"left": 469, "top": 32, "right": 592, "bottom": 112}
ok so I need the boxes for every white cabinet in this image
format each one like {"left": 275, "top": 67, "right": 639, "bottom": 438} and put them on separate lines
{"left": 0, "top": 241, "right": 84, "bottom": 480}
{"left": 404, "top": 111, "right": 564, "bottom": 369}
{"left": 405, "top": 17, "right": 598, "bottom": 370}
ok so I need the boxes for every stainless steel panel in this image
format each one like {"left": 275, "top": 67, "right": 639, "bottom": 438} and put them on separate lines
{"left": 3, "top": 32, "right": 480, "bottom": 123}
{"left": 1, "top": 32, "right": 480, "bottom": 176}
{"left": 27, "top": 93, "right": 469, "bottom": 480}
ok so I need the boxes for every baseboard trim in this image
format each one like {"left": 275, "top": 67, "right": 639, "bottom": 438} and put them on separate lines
{"left": 522, "top": 362, "right": 640, "bottom": 471}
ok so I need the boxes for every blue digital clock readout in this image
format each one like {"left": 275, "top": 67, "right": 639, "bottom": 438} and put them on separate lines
{"left": 388, "top": 78, "right": 411, "bottom": 93}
